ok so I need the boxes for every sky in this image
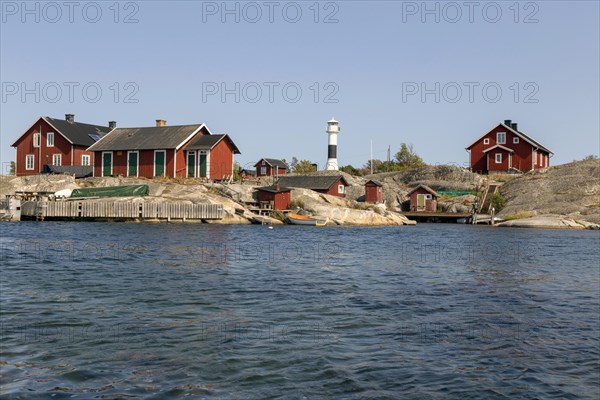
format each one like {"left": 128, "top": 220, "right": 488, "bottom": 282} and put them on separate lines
{"left": 1, "top": 0, "right": 598, "bottom": 173}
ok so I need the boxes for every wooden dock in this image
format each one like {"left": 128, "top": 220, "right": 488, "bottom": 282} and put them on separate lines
{"left": 401, "top": 212, "right": 472, "bottom": 223}
{"left": 20, "top": 201, "right": 223, "bottom": 221}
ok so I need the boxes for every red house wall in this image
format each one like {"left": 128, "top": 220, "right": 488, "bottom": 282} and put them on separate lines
{"left": 486, "top": 148, "right": 511, "bottom": 172}
{"left": 210, "top": 140, "right": 234, "bottom": 180}
{"left": 175, "top": 149, "right": 187, "bottom": 177}
{"left": 365, "top": 183, "right": 383, "bottom": 203}
{"left": 257, "top": 190, "right": 291, "bottom": 210}
{"left": 255, "top": 161, "right": 286, "bottom": 177}
{"left": 315, "top": 178, "right": 347, "bottom": 198}
{"left": 469, "top": 125, "right": 551, "bottom": 173}
{"left": 409, "top": 187, "right": 438, "bottom": 211}
{"left": 13, "top": 117, "right": 91, "bottom": 176}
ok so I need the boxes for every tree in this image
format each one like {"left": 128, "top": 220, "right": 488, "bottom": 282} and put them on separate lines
{"left": 10, "top": 161, "right": 15, "bottom": 175}
{"left": 340, "top": 165, "right": 362, "bottom": 176}
{"left": 289, "top": 157, "right": 299, "bottom": 169}
{"left": 395, "top": 143, "right": 425, "bottom": 168}
{"left": 232, "top": 162, "right": 241, "bottom": 182}
{"left": 293, "top": 160, "right": 317, "bottom": 173}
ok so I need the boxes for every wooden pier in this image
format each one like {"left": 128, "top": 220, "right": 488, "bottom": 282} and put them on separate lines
{"left": 20, "top": 201, "right": 223, "bottom": 222}
{"left": 401, "top": 211, "right": 472, "bottom": 223}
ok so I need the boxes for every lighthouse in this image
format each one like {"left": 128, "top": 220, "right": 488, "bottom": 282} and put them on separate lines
{"left": 325, "top": 118, "right": 340, "bottom": 170}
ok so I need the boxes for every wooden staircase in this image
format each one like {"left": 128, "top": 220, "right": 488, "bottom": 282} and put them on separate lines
{"left": 480, "top": 182, "right": 501, "bottom": 213}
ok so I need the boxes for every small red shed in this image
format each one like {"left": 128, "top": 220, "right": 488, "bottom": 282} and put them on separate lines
{"left": 256, "top": 184, "right": 291, "bottom": 210}
{"left": 408, "top": 185, "right": 440, "bottom": 212}
{"left": 365, "top": 180, "right": 383, "bottom": 203}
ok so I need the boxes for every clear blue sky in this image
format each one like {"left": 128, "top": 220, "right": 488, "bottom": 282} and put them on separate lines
{"left": 1, "top": 1, "right": 598, "bottom": 172}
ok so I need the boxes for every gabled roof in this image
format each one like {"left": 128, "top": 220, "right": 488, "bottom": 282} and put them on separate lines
{"left": 466, "top": 122, "right": 553, "bottom": 154}
{"left": 365, "top": 179, "right": 383, "bottom": 186}
{"left": 408, "top": 184, "right": 440, "bottom": 197}
{"left": 276, "top": 175, "right": 350, "bottom": 191}
{"left": 186, "top": 134, "right": 241, "bottom": 154}
{"left": 11, "top": 116, "right": 112, "bottom": 147}
{"left": 257, "top": 185, "right": 292, "bottom": 193}
{"left": 255, "top": 158, "right": 289, "bottom": 169}
{"left": 88, "top": 124, "right": 205, "bottom": 151}
{"left": 482, "top": 144, "right": 514, "bottom": 153}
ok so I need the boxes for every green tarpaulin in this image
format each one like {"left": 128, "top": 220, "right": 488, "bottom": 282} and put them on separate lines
{"left": 71, "top": 185, "right": 149, "bottom": 198}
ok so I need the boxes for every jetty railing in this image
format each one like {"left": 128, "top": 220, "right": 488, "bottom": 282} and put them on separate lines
{"left": 20, "top": 201, "right": 223, "bottom": 221}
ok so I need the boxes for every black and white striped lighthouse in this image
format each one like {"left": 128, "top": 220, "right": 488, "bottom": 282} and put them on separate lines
{"left": 325, "top": 118, "right": 340, "bottom": 170}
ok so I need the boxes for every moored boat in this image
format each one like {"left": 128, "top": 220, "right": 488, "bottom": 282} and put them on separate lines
{"left": 285, "top": 213, "right": 327, "bottom": 226}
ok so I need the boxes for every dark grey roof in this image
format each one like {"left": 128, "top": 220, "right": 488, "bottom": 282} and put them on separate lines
{"left": 256, "top": 158, "right": 288, "bottom": 168}
{"left": 186, "top": 134, "right": 241, "bottom": 154}
{"left": 43, "top": 164, "right": 93, "bottom": 178}
{"left": 408, "top": 184, "right": 440, "bottom": 197}
{"left": 88, "top": 124, "right": 202, "bottom": 151}
{"left": 257, "top": 185, "right": 292, "bottom": 193}
{"left": 366, "top": 179, "right": 383, "bottom": 186}
{"left": 45, "top": 116, "right": 111, "bottom": 146}
{"left": 276, "top": 175, "right": 349, "bottom": 191}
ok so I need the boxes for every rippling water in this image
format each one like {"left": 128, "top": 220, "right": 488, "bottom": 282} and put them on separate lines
{"left": 1, "top": 222, "right": 598, "bottom": 399}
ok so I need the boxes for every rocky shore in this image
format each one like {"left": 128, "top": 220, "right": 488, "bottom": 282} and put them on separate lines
{"left": 2, "top": 159, "right": 598, "bottom": 228}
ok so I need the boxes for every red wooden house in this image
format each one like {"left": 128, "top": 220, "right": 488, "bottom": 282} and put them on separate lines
{"left": 87, "top": 120, "right": 240, "bottom": 180}
{"left": 365, "top": 180, "right": 383, "bottom": 203}
{"left": 255, "top": 158, "right": 288, "bottom": 177}
{"left": 11, "top": 114, "right": 113, "bottom": 177}
{"left": 408, "top": 185, "right": 439, "bottom": 212}
{"left": 466, "top": 120, "right": 553, "bottom": 173}
{"left": 256, "top": 183, "right": 292, "bottom": 210}
{"left": 275, "top": 175, "right": 349, "bottom": 198}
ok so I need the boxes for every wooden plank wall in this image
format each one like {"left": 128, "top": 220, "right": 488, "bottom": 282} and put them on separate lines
{"left": 20, "top": 201, "right": 223, "bottom": 220}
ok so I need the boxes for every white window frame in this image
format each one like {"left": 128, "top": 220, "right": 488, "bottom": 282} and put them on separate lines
{"left": 33, "top": 133, "right": 40, "bottom": 147}
{"left": 25, "top": 154, "right": 35, "bottom": 170}
{"left": 338, "top": 184, "right": 345, "bottom": 194}
{"left": 52, "top": 154, "right": 62, "bottom": 166}
{"left": 424, "top": 194, "right": 432, "bottom": 200}
{"left": 261, "top": 166, "right": 267, "bottom": 175}
{"left": 81, "top": 154, "right": 90, "bottom": 166}
{"left": 483, "top": 138, "right": 490, "bottom": 145}
{"left": 496, "top": 132, "right": 506, "bottom": 144}
{"left": 47, "top": 132, "right": 54, "bottom": 147}
{"left": 513, "top": 137, "right": 519, "bottom": 144}
{"left": 495, "top": 153, "right": 502, "bottom": 164}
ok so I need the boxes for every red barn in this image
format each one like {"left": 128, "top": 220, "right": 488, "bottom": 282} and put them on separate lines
{"left": 256, "top": 184, "right": 292, "bottom": 210}
{"left": 87, "top": 120, "right": 240, "bottom": 180}
{"left": 11, "top": 114, "right": 113, "bottom": 177}
{"left": 275, "top": 175, "right": 349, "bottom": 198}
{"left": 255, "top": 158, "right": 288, "bottom": 177}
{"left": 365, "top": 180, "right": 383, "bottom": 203}
{"left": 408, "top": 185, "right": 439, "bottom": 212}
{"left": 466, "top": 120, "right": 553, "bottom": 173}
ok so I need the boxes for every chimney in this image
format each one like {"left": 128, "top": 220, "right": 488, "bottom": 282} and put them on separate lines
{"left": 511, "top": 122, "right": 518, "bottom": 131}
{"left": 108, "top": 121, "right": 117, "bottom": 129}
{"left": 66, "top": 114, "right": 75, "bottom": 123}
{"left": 156, "top": 119, "right": 167, "bottom": 127}
{"left": 504, "top": 119, "right": 511, "bottom": 126}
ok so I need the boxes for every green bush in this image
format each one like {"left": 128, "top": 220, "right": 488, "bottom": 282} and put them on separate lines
{"left": 490, "top": 192, "right": 505, "bottom": 211}
{"left": 289, "top": 199, "right": 305, "bottom": 209}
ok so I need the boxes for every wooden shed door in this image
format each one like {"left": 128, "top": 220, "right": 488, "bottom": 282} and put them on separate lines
{"left": 102, "top": 152, "right": 112, "bottom": 177}
{"left": 199, "top": 152, "right": 207, "bottom": 177}
{"left": 154, "top": 151, "right": 165, "bottom": 177}
{"left": 417, "top": 194, "right": 426, "bottom": 211}
{"left": 187, "top": 152, "right": 196, "bottom": 177}
{"left": 128, "top": 152, "right": 138, "bottom": 177}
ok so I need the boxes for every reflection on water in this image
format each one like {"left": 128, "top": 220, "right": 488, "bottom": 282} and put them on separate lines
{"left": 1, "top": 222, "right": 598, "bottom": 399}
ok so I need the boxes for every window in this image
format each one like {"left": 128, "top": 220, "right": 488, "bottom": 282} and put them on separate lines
{"left": 26, "top": 154, "right": 34, "bottom": 170}
{"left": 33, "top": 133, "right": 40, "bottom": 147}
{"left": 338, "top": 185, "right": 345, "bottom": 194}
{"left": 82, "top": 155, "right": 90, "bottom": 166}
{"left": 483, "top": 138, "right": 490, "bottom": 145}
{"left": 261, "top": 166, "right": 267, "bottom": 175}
{"left": 513, "top": 137, "right": 519, "bottom": 144}
{"left": 425, "top": 194, "right": 432, "bottom": 200}
{"left": 52, "top": 154, "right": 62, "bottom": 166}
{"left": 47, "top": 132, "right": 54, "bottom": 147}
{"left": 497, "top": 132, "right": 506, "bottom": 144}
{"left": 495, "top": 153, "right": 502, "bottom": 164}
{"left": 262, "top": 160, "right": 266, "bottom": 166}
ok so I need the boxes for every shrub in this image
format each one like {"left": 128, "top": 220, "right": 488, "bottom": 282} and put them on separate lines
{"left": 490, "top": 192, "right": 505, "bottom": 211}
{"left": 289, "top": 199, "right": 305, "bottom": 209}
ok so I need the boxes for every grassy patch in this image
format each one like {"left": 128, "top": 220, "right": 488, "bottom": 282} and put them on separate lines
{"left": 289, "top": 199, "right": 305, "bottom": 209}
